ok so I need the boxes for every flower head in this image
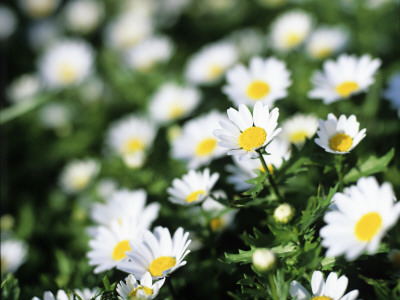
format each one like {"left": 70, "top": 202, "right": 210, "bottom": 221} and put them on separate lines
{"left": 63, "top": 0, "right": 103, "bottom": 34}
{"left": 281, "top": 113, "right": 318, "bottom": 148}
{"left": 306, "top": 26, "right": 348, "bottom": 60}
{"left": 116, "top": 273, "right": 165, "bottom": 300}
{"left": 1, "top": 239, "right": 28, "bottom": 274}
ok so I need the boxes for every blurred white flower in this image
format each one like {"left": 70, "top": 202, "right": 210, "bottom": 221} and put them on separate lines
{"left": 0, "top": 5, "right": 17, "bottom": 40}
{"left": 116, "top": 273, "right": 165, "bottom": 300}
{"left": 270, "top": 10, "right": 313, "bottom": 52}
{"left": 19, "top": 0, "right": 60, "bottom": 19}
{"left": 32, "top": 290, "right": 69, "bottom": 300}
{"left": 153, "top": 0, "right": 191, "bottom": 27}
{"left": 1, "top": 239, "right": 28, "bottom": 274}
{"left": 28, "top": 19, "right": 63, "bottom": 51}
{"left": 185, "top": 42, "right": 238, "bottom": 85}
{"left": 7, "top": 73, "right": 41, "bottom": 104}
{"left": 74, "top": 288, "right": 100, "bottom": 300}
{"left": 78, "top": 76, "right": 105, "bottom": 103}
{"left": 38, "top": 102, "right": 72, "bottom": 130}
{"left": 306, "top": 26, "right": 348, "bottom": 59}
{"left": 383, "top": 72, "right": 400, "bottom": 118}
{"left": 226, "top": 28, "right": 265, "bottom": 59}
{"left": 149, "top": 82, "right": 201, "bottom": 125}
{"left": 202, "top": 197, "right": 237, "bottom": 232}
{"left": 63, "top": 0, "right": 103, "bottom": 34}
{"left": 281, "top": 113, "right": 318, "bottom": 148}
{"left": 38, "top": 39, "right": 94, "bottom": 89}
{"left": 96, "top": 178, "right": 118, "bottom": 200}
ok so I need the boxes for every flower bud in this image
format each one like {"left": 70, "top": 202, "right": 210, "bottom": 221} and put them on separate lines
{"left": 273, "top": 203, "right": 295, "bottom": 224}
{"left": 252, "top": 248, "right": 276, "bottom": 272}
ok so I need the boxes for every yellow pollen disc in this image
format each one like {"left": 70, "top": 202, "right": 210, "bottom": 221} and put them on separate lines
{"left": 196, "top": 138, "right": 217, "bottom": 156}
{"left": 71, "top": 175, "right": 90, "bottom": 190}
{"left": 285, "top": 32, "right": 302, "bottom": 47}
{"left": 312, "top": 297, "right": 332, "bottom": 300}
{"left": 289, "top": 130, "right": 309, "bottom": 144}
{"left": 246, "top": 81, "right": 271, "bottom": 100}
{"left": 186, "top": 190, "right": 206, "bottom": 203}
{"left": 238, "top": 127, "right": 267, "bottom": 151}
{"left": 123, "top": 138, "right": 145, "bottom": 154}
{"left": 59, "top": 63, "right": 77, "bottom": 84}
{"left": 129, "top": 286, "right": 153, "bottom": 297}
{"left": 149, "top": 256, "right": 176, "bottom": 277}
{"left": 168, "top": 104, "right": 185, "bottom": 119}
{"left": 329, "top": 133, "right": 353, "bottom": 152}
{"left": 313, "top": 47, "right": 332, "bottom": 59}
{"left": 210, "top": 217, "right": 224, "bottom": 231}
{"left": 112, "top": 240, "right": 131, "bottom": 261}
{"left": 335, "top": 81, "right": 359, "bottom": 97}
{"left": 207, "top": 64, "right": 223, "bottom": 80}
{"left": 354, "top": 212, "right": 382, "bottom": 241}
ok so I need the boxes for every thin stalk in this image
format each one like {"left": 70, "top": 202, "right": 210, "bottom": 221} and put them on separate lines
{"left": 267, "top": 273, "right": 279, "bottom": 300}
{"left": 335, "top": 155, "right": 345, "bottom": 192}
{"left": 257, "top": 150, "right": 283, "bottom": 201}
{"left": 167, "top": 277, "right": 178, "bottom": 300}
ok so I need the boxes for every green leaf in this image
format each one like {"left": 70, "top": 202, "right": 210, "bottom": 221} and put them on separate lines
{"left": 102, "top": 275, "right": 111, "bottom": 291}
{"left": 343, "top": 148, "right": 394, "bottom": 184}
{"left": 1, "top": 274, "right": 20, "bottom": 300}
{"left": 223, "top": 249, "right": 255, "bottom": 265}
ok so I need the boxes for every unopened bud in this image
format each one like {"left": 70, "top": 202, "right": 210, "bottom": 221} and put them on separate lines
{"left": 273, "top": 203, "right": 295, "bottom": 224}
{"left": 252, "top": 248, "right": 276, "bottom": 272}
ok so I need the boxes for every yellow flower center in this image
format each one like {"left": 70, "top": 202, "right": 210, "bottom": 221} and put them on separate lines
{"left": 186, "top": 190, "right": 206, "bottom": 203}
{"left": 313, "top": 47, "right": 332, "bottom": 59}
{"left": 329, "top": 133, "right": 353, "bottom": 152}
{"left": 129, "top": 286, "right": 153, "bottom": 297}
{"left": 58, "top": 63, "right": 78, "bottom": 84}
{"left": 238, "top": 127, "right": 267, "bottom": 151}
{"left": 149, "top": 256, "right": 176, "bottom": 277}
{"left": 168, "top": 103, "right": 185, "bottom": 119}
{"left": 246, "top": 81, "right": 271, "bottom": 100}
{"left": 207, "top": 64, "right": 223, "bottom": 80}
{"left": 312, "top": 297, "right": 332, "bottom": 300}
{"left": 27, "top": 0, "right": 55, "bottom": 18}
{"left": 196, "top": 138, "right": 217, "bottom": 156}
{"left": 354, "top": 212, "right": 382, "bottom": 241}
{"left": 71, "top": 174, "right": 90, "bottom": 190}
{"left": 123, "top": 138, "right": 145, "bottom": 154}
{"left": 284, "top": 32, "right": 302, "bottom": 47}
{"left": 112, "top": 240, "right": 131, "bottom": 261}
{"left": 210, "top": 217, "right": 225, "bottom": 231}
{"left": 289, "top": 130, "right": 309, "bottom": 144}
{"left": 335, "top": 81, "right": 359, "bottom": 97}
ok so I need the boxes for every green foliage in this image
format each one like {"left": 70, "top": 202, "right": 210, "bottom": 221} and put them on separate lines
{"left": 1, "top": 274, "right": 20, "bottom": 300}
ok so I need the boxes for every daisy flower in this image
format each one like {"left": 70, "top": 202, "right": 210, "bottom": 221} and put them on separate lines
{"left": 90, "top": 189, "right": 160, "bottom": 228}
{"left": 63, "top": 0, "right": 103, "bottom": 35}
{"left": 281, "top": 113, "right": 318, "bottom": 148}
{"left": 167, "top": 168, "right": 219, "bottom": 206}
{"left": 38, "top": 39, "right": 94, "bottom": 89}
{"left": 118, "top": 226, "right": 191, "bottom": 278}
{"left": 32, "top": 290, "right": 69, "bottom": 300}
{"left": 223, "top": 56, "right": 291, "bottom": 107}
{"left": 19, "top": 0, "right": 60, "bottom": 19}
{"left": 88, "top": 218, "right": 146, "bottom": 273}
{"left": 226, "top": 139, "right": 290, "bottom": 191}
{"left": 227, "top": 27, "right": 265, "bottom": 60}
{"left": 1, "top": 239, "right": 28, "bottom": 274}
{"left": 269, "top": 10, "right": 313, "bottom": 52}
{"left": 116, "top": 272, "right": 165, "bottom": 300}
{"left": 106, "top": 115, "right": 157, "bottom": 168}
{"left": 7, "top": 73, "right": 41, "bottom": 104}
{"left": 308, "top": 54, "right": 381, "bottom": 104}
{"left": 213, "top": 101, "right": 281, "bottom": 159}
{"left": 202, "top": 197, "right": 237, "bottom": 232}
{"left": 185, "top": 42, "right": 238, "bottom": 85}
{"left": 320, "top": 176, "right": 400, "bottom": 261}
{"left": 306, "top": 26, "right": 348, "bottom": 60}
{"left": 383, "top": 72, "right": 400, "bottom": 117}
{"left": 149, "top": 82, "right": 201, "bottom": 125}
{"left": 171, "top": 111, "right": 228, "bottom": 168}
{"left": 290, "top": 271, "right": 359, "bottom": 300}
{"left": 59, "top": 158, "right": 100, "bottom": 194}
{"left": 39, "top": 102, "right": 72, "bottom": 131}
{"left": 125, "top": 35, "right": 174, "bottom": 72}
{"left": 314, "top": 113, "right": 366, "bottom": 154}
{"left": 74, "top": 288, "right": 100, "bottom": 300}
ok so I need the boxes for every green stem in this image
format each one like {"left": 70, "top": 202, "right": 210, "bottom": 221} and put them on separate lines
{"left": 335, "top": 155, "right": 345, "bottom": 192}
{"left": 166, "top": 277, "right": 178, "bottom": 300}
{"left": 257, "top": 150, "right": 283, "bottom": 201}
{"left": 268, "top": 273, "right": 279, "bottom": 300}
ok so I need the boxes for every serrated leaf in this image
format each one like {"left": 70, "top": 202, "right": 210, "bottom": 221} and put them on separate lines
{"left": 223, "top": 249, "right": 254, "bottom": 265}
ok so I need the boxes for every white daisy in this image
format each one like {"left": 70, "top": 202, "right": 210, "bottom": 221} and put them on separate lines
{"left": 1, "top": 239, "right": 28, "bottom": 274}
{"left": 306, "top": 26, "right": 348, "bottom": 60}
{"left": 226, "top": 139, "right": 290, "bottom": 191}
{"left": 383, "top": 72, "right": 400, "bottom": 118}
{"left": 281, "top": 113, "right": 318, "bottom": 148}
{"left": 38, "top": 39, "right": 94, "bottom": 89}
{"left": 269, "top": 10, "right": 313, "bottom": 52}
{"left": 320, "top": 176, "right": 400, "bottom": 261}
{"left": 227, "top": 27, "right": 265, "bottom": 60}
{"left": 0, "top": 5, "right": 17, "bottom": 40}
{"left": 7, "top": 73, "right": 41, "bottom": 104}
{"left": 59, "top": 158, "right": 100, "bottom": 194}
{"left": 63, "top": 0, "right": 103, "bottom": 34}
{"left": 223, "top": 56, "right": 291, "bottom": 107}
{"left": 38, "top": 102, "right": 72, "bottom": 130}
{"left": 171, "top": 111, "right": 228, "bottom": 168}
{"left": 308, "top": 54, "right": 381, "bottom": 104}
{"left": 96, "top": 178, "right": 118, "bottom": 199}
{"left": 74, "top": 288, "right": 100, "bottom": 300}
{"left": 118, "top": 226, "right": 191, "bottom": 279}
{"left": 149, "top": 82, "right": 201, "bottom": 125}
{"left": 88, "top": 218, "right": 146, "bottom": 274}
{"left": 167, "top": 168, "right": 219, "bottom": 206}
{"left": 290, "top": 271, "right": 359, "bottom": 300}
{"left": 19, "top": 0, "right": 60, "bottom": 19}
{"left": 106, "top": 115, "right": 157, "bottom": 168}
{"left": 125, "top": 35, "right": 174, "bottom": 72}
{"left": 185, "top": 42, "right": 238, "bottom": 85}
{"left": 213, "top": 101, "right": 281, "bottom": 159}
{"left": 116, "top": 273, "right": 165, "bottom": 300}
{"left": 32, "top": 290, "right": 69, "bottom": 300}
{"left": 90, "top": 189, "right": 160, "bottom": 228}
{"left": 201, "top": 197, "right": 237, "bottom": 232}
{"left": 314, "top": 113, "right": 366, "bottom": 154}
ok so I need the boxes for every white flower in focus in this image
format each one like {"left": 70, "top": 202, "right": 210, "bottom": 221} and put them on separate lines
{"left": 167, "top": 168, "right": 219, "bottom": 206}
{"left": 32, "top": 290, "right": 69, "bottom": 300}
{"left": 38, "top": 39, "right": 94, "bottom": 88}
{"left": 306, "top": 26, "right": 348, "bottom": 60}
{"left": 223, "top": 56, "right": 291, "bottom": 107}
{"left": 308, "top": 54, "right": 381, "bottom": 104}
{"left": 185, "top": 42, "right": 238, "bottom": 85}
{"left": 0, "top": 5, "right": 17, "bottom": 40}
{"left": 88, "top": 218, "right": 146, "bottom": 274}
{"left": 281, "top": 113, "right": 318, "bottom": 148}
{"left": 252, "top": 249, "right": 276, "bottom": 272}
{"left": 90, "top": 189, "right": 160, "bottom": 229}
{"left": 290, "top": 271, "right": 359, "bottom": 300}
{"left": 63, "top": 0, "right": 103, "bottom": 34}
{"left": 213, "top": 101, "right": 281, "bottom": 159}
{"left": 19, "top": 0, "right": 60, "bottom": 19}
{"left": 149, "top": 82, "right": 201, "bottom": 125}
{"left": 1, "top": 239, "right": 28, "bottom": 274}
{"left": 7, "top": 74, "right": 41, "bottom": 104}
{"left": 59, "top": 159, "right": 100, "bottom": 194}
{"left": 314, "top": 113, "right": 366, "bottom": 154}
{"left": 106, "top": 115, "right": 157, "bottom": 168}
{"left": 118, "top": 226, "right": 191, "bottom": 279}
{"left": 383, "top": 72, "right": 400, "bottom": 118}
{"left": 171, "top": 111, "right": 228, "bottom": 168}
{"left": 273, "top": 203, "right": 295, "bottom": 224}
{"left": 125, "top": 35, "right": 174, "bottom": 72}
{"left": 74, "top": 288, "right": 100, "bottom": 300}
{"left": 116, "top": 273, "right": 165, "bottom": 300}
{"left": 270, "top": 10, "right": 313, "bottom": 51}
{"left": 320, "top": 176, "right": 400, "bottom": 261}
